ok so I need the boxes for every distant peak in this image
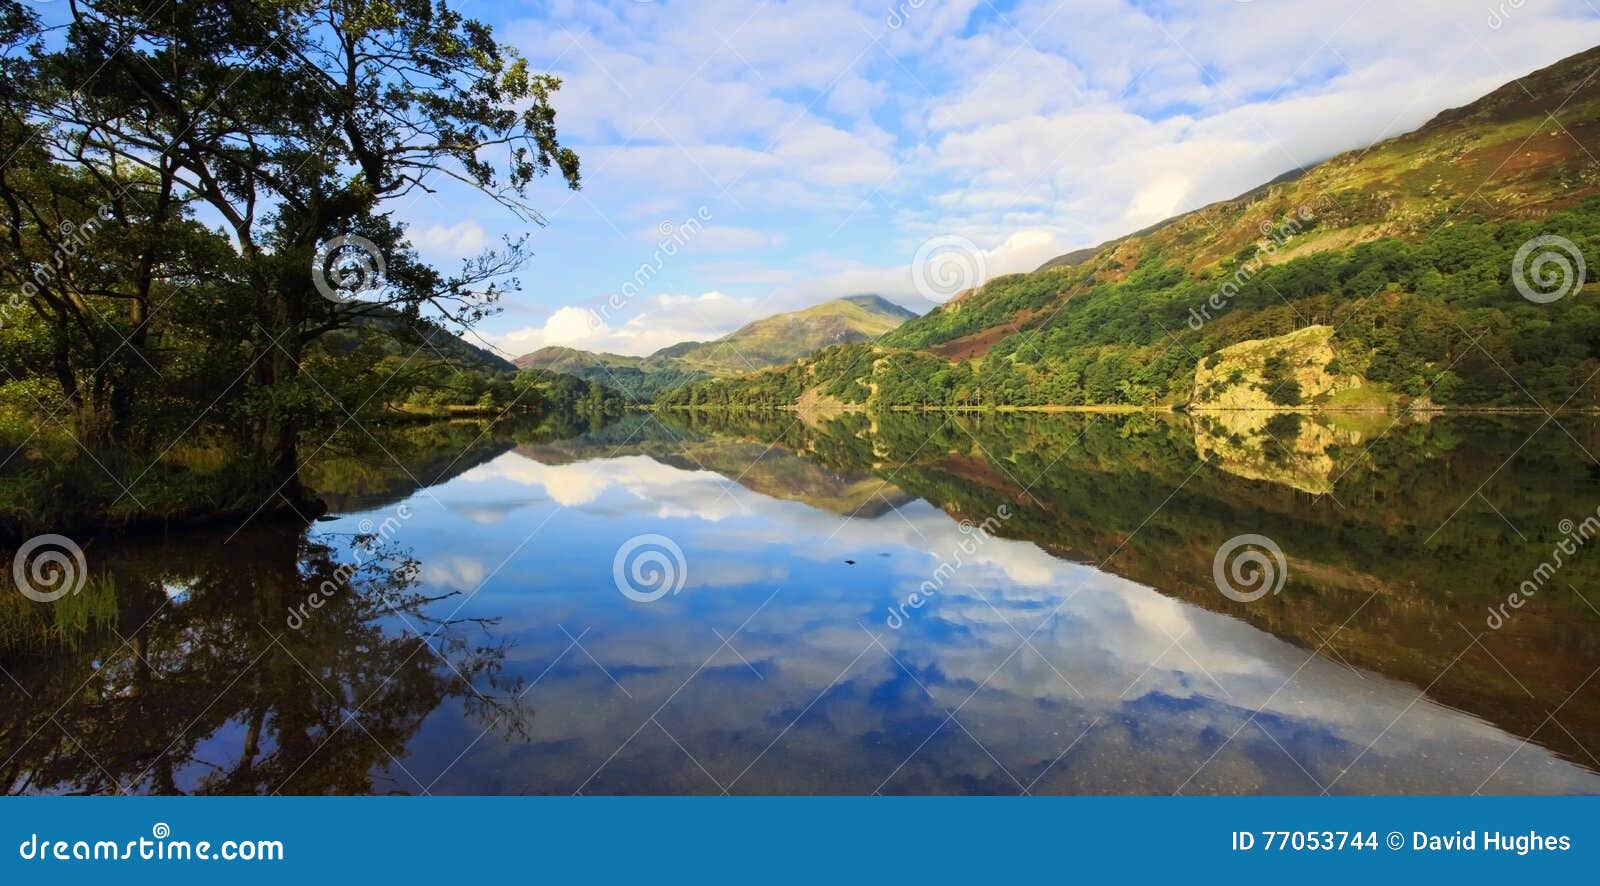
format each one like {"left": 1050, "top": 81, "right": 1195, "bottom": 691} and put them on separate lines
{"left": 835, "top": 294, "right": 918, "bottom": 318}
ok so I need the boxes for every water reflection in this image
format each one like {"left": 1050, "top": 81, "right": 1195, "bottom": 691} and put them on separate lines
{"left": 3, "top": 411, "right": 1597, "bottom": 794}
{"left": 0, "top": 524, "right": 528, "bottom": 795}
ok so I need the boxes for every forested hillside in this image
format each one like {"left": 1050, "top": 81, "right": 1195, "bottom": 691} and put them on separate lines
{"left": 660, "top": 47, "right": 1600, "bottom": 412}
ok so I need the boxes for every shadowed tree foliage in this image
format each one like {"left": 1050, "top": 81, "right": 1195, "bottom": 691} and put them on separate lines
{"left": 0, "top": 0, "right": 581, "bottom": 503}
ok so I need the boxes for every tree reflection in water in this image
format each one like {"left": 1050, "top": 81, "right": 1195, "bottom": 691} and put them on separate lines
{"left": 4, "top": 409, "right": 1597, "bottom": 794}
{"left": 0, "top": 525, "right": 528, "bottom": 795}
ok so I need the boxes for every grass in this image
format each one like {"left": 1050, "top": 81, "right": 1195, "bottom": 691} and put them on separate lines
{"left": 1319, "top": 382, "right": 1398, "bottom": 412}
{"left": 0, "top": 444, "right": 289, "bottom": 538}
{"left": 390, "top": 402, "right": 517, "bottom": 419}
{"left": 0, "top": 570, "right": 118, "bottom": 652}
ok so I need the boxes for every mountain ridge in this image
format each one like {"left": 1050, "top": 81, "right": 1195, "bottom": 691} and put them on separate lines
{"left": 1034, "top": 46, "right": 1600, "bottom": 275}
{"left": 658, "top": 44, "right": 1600, "bottom": 413}
{"left": 514, "top": 294, "right": 916, "bottom": 399}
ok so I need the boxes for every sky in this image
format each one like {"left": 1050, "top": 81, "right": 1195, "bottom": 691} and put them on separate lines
{"left": 383, "top": 0, "right": 1600, "bottom": 358}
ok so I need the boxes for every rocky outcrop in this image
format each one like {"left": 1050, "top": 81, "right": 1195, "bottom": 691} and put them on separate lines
{"left": 1191, "top": 325, "right": 1362, "bottom": 411}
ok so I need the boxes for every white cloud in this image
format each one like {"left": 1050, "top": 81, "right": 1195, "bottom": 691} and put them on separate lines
{"left": 491, "top": 225, "right": 1073, "bottom": 360}
{"left": 461, "top": 453, "right": 747, "bottom": 520}
{"left": 477, "top": 0, "right": 1600, "bottom": 346}
{"left": 412, "top": 220, "right": 487, "bottom": 258}
{"left": 493, "top": 291, "right": 764, "bottom": 358}
{"left": 771, "top": 228, "right": 1075, "bottom": 309}
{"left": 912, "top": 0, "right": 1600, "bottom": 249}
{"left": 421, "top": 555, "right": 487, "bottom": 590}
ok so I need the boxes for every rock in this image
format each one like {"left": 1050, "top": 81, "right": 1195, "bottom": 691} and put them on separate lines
{"left": 1191, "top": 325, "right": 1360, "bottom": 411}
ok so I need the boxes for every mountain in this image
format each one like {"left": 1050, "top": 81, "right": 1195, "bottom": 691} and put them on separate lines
{"left": 325, "top": 305, "right": 516, "bottom": 372}
{"left": 666, "top": 294, "right": 915, "bottom": 374}
{"left": 512, "top": 346, "right": 706, "bottom": 402}
{"left": 660, "top": 45, "right": 1600, "bottom": 412}
{"left": 405, "top": 320, "right": 516, "bottom": 372}
{"left": 515, "top": 295, "right": 916, "bottom": 399}
{"left": 309, "top": 308, "right": 636, "bottom": 419}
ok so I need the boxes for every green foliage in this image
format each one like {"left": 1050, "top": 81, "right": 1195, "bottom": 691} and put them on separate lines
{"left": 662, "top": 198, "right": 1600, "bottom": 410}
{"left": 522, "top": 296, "right": 914, "bottom": 401}
{"left": 0, "top": 1, "right": 608, "bottom": 532}
{"left": 518, "top": 348, "right": 711, "bottom": 401}
{"left": 1, "top": 0, "right": 583, "bottom": 480}
{"left": 880, "top": 269, "right": 1079, "bottom": 351}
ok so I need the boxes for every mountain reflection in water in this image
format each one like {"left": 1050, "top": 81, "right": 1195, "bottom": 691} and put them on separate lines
{"left": 3, "top": 411, "right": 1598, "bottom": 794}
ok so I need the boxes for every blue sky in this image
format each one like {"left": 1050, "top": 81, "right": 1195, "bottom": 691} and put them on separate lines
{"left": 376, "top": 0, "right": 1600, "bottom": 357}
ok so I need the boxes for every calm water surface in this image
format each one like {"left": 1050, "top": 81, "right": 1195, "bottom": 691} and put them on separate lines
{"left": 4, "top": 412, "right": 1599, "bottom": 794}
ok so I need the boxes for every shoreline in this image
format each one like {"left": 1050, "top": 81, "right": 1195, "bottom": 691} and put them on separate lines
{"left": 5, "top": 403, "right": 1584, "bottom": 541}
{"left": 653, "top": 403, "right": 1584, "bottom": 416}
{"left": 0, "top": 497, "right": 322, "bottom": 546}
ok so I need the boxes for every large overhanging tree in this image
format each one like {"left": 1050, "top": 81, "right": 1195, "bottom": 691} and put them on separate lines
{"left": 0, "top": 0, "right": 580, "bottom": 489}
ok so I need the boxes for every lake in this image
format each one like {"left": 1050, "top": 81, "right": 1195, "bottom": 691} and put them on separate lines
{"left": 3, "top": 410, "right": 1598, "bottom": 794}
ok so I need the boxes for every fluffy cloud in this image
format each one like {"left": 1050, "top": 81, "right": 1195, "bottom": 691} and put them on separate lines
{"left": 469, "top": 0, "right": 1600, "bottom": 350}
{"left": 493, "top": 291, "right": 765, "bottom": 358}
{"left": 913, "top": 0, "right": 1600, "bottom": 247}
{"left": 495, "top": 234, "right": 1071, "bottom": 357}
{"left": 411, "top": 220, "right": 487, "bottom": 258}
{"left": 770, "top": 228, "right": 1075, "bottom": 310}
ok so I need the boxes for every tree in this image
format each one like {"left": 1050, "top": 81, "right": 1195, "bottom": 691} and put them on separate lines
{"left": 4, "top": 0, "right": 580, "bottom": 491}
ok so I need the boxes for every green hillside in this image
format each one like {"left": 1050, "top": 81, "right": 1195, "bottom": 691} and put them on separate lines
{"left": 513, "top": 346, "right": 707, "bottom": 402}
{"left": 326, "top": 307, "right": 516, "bottom": 372}
{"left": 516, "top": 295, "right": 916, "bottom": 399}
{"left": 659, "top": 46, "right": 1600, "bottom": 413}
{"left": 672, "top": 294, "right": 915, "bottom": 373}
